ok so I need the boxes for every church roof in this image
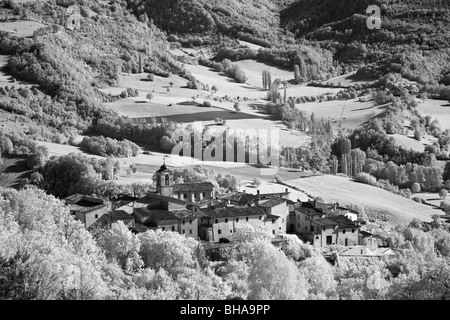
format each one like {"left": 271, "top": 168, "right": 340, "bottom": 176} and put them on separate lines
{"left": 173, "top": 182, "right": 215, "bottom": 192}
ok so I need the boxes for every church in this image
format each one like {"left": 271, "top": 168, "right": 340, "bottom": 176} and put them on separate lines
{"left": 107, "top": 162, "right": 216, "bottom": 239}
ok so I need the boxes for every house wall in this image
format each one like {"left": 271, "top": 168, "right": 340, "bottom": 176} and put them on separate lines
{"left": 179, "top": 217, "right": 199, "bottom": 239}
{"left": 177, "top": 190, "right": 214, "bottom": 202}
{"left": 336, "top": 228, "right": 360, "bottom": 246}
{"left": 77, "top": 206, "right": 109, "bottom": 228}
{"left": 210, "top": 215, "right": 264, "bottom": 242}
{"left": 266, "top": 202, "right": 289, "bottom": 235}
{"left": 312, "top": 226, "right": 338, "bottom": 247}
{"left": 311, "top": 226, "right": 360, "bottom": 247}
{"left": 159, "top": 221, "right": 179, "bottom": 233}
{"left": 294, "top": 210, "right": 312, "bottom": 234}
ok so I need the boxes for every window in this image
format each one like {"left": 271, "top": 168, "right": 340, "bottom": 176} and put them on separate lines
{"left": 352, "top": 229, "right": 355, "bottom": 233}
{"left": 184, "top": 194, "right": 187, "bottom": 198}
{"left": 305, "top": 226, "right": 307, "bottom": 230}
{"left": 215, "top": 219, "right": 218, "bottom": 224}
{"left": 272, "top": 219, "right": 275, "bottom": 224}
{"left": 182, "top": 220, "right": 185, "bottom": 225}
{"left": 162, "top": 227, "right": 165, "bottom": 231}
{"left": 236, "top": 218, "right": 239, "bottom": 222}
{"left": 95, "top": 214, "right": 98, "bottom": 219}
{"left": 315, "top": 236, "right": 319, "bottom": 240}
{"left": 190, "top": 229, "right": 192, "bottom": 234}
{"left": 259, "top": 216, "right": 262, "bottom": 220}
{"left": 218, "top": 230, "right": 222, "bottom": 235}
{"left": 272, "top": 230, "right": 275, "bottom": 235}
{"left": 311, "top": 226, "right": 314, "bottom": 232}
{"left": 225, "top": 218, "right": 228, "bottom": 223}
{"left": 194, "top": 193, "right": 197, "bottom": 198}
{"left": 165, "top": 175, "right": 170, "bottom": 186}
{"left": 182, "top": 230, "right": 185, "bottom": 234}
{"left": 343, "top": 229, "right": 346, "bottom": 234}
{"left": 326, "top": 235, "right": 332, "bottom": 245}
{"left": 172, "top": 226, "right": 175, "bottom": 231}
{"left": 279, "top": 227, "right": 281, "bottom": 230}
{"left": 230, "top": 230, "right": 233, "bottom": 233}
{"left": 189, "top": 220, "right": 192, "bottom": 224}
{"left": 246, "top": 217, "right": 249, "bottom": 222}
{"left": 203, "top": 192, "right": 206, "bottom": 197}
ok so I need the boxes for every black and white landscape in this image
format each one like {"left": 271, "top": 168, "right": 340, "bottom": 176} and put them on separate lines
{"left": 0, "top": 0, "right": 449, "bottom": 301}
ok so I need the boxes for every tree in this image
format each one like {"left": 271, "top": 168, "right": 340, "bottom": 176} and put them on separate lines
{"left": 169, "top": 82, "right": 174, "bottom": 87}
{"left": 294, "top": 64, "right": 301, "bottom": 84}
{"left": 411, "top": 182, "right": 421, "bottom": 193}
{"left": 262, "top": 70, "right": 272, "bottom": 90}
{"left": 414, "top": 130, "right": 421, "bottom": 141}
{"left": 147, "top": 73, "right": 154, "bottom": 81}
{"left": 252, "top": 177, "right": 262, "bottom": 187}
{"left": 99, "top": 221, "right": 143, "bottom": 272}
{"left": 138, "top": 230, "right": 198, "bottom": 277}
{"left": 146, "top": 93, "right": 153, "bottom": 102}
{"left": 211, "top": 85, "right": 218, "bottom": 93}
{"left": 439, "top": 189, "right": 448, "bottom": 199}
{"left": 234, "top": 102, "right": 241, "bottom": 112}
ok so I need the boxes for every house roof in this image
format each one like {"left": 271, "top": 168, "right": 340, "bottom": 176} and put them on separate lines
{"left": 222, "top": 192, "right": 258, "bottom": 205}
{"left": 202, "top": 206, "right": 266, "bottom": 218}
{"left": 312, "top": 218, "right": 338, "bottom": 227}
{"left": 173, "top": 182, "right": 215, "bottom": 192}
{"left": 312, "top": 215, "right": 360, "bottom": 229}
{"left": 137, "top": 193, "right": 190, "bottom": 205}
{"left": 258, "top": 198, "right": 286, "bottom": 208}
{"left": 108, "top": 210, "right": 134, "bottom": 222}
{"left": 360, "top": 230, "right": 373, "bottom": 237}
{"left": 171, "top": 209, "right": 198, "bottom": 219}
{"left": 134, "top": 207, "right": 196, "bottom": 222}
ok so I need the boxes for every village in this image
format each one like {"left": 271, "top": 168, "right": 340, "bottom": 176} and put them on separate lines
{"left": 65, "top": 162, "right": 395, "bottom": 258}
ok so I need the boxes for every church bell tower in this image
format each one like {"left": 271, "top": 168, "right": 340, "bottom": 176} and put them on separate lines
{"left": 155, "top": 160, "right": 173, "bottom": 197}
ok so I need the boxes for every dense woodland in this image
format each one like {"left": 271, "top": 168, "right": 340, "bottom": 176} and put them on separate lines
{"left": 1, "top": 0, "right": 450, "bottom": 300}
{"left": 1, "top": 187, "right": 450, "bottom": 300}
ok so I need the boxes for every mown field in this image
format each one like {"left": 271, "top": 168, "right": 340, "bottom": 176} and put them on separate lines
{"left": 284, "top": 175, "right": 443, "bottom": 226}
{"left": 417, "top": 98, "right": 450, "bottom": 130}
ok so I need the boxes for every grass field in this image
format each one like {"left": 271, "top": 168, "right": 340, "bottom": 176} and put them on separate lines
{"left": 0, "top": 156, "right": 31, "bottom": 189}
{"left": 284, "top": 175, "right": 443, "bottom": 226}
{"left": 417, "top": 98, "right": 450, "bottom": 130}
{"left": 0, "top": 20, "right": 46, "bottom": 38}
{"left": 387, "top": 132, "right": 437, "bottom": 152}
{"left": 295, "top": 98, "right": 386, "bottom": 129}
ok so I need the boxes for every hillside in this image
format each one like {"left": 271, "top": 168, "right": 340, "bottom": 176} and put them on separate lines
{"left": 281, "top": 0, "right": 450, "bottom": 83}
{"left": 121, "top": 0, "right": 281, "bottom": 46}
{"left": 285, "top": 175, "right": 442, "bottom": 226}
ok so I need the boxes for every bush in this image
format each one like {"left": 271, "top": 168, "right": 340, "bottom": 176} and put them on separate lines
{"left": 414, "top": 130, "right": 421, "bottom": 141}
{"left": 354, "top": 172, "right": 379, "bottom": 187}
{"left": 80, "top": 136, "right": 140, "bottom": 157}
